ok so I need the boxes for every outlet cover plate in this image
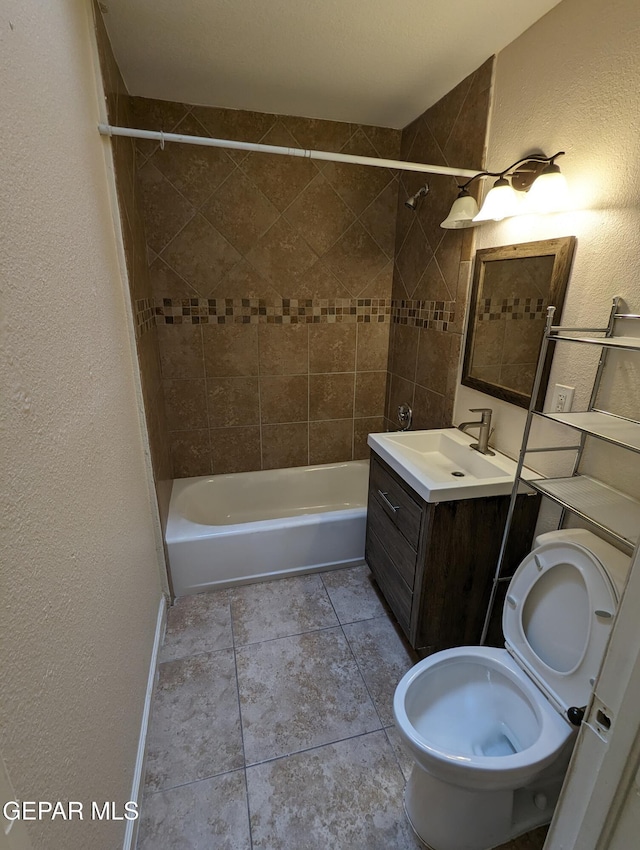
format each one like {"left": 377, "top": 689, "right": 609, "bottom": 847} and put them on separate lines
{"left": 550, "top": 383, "right": 575, "bottom": 413}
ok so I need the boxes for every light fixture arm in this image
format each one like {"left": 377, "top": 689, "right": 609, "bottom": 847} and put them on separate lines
{"left": 457, "top": 151, "right": 565, "bottom": 192}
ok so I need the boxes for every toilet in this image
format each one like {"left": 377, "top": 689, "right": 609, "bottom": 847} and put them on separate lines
{"left": 393, "top": 529, "right": 630, "bottom": 850}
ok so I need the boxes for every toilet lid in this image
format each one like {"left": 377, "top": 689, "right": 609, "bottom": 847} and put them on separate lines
{"left": 503, "top": 541, "right": 618, "bottom": 715}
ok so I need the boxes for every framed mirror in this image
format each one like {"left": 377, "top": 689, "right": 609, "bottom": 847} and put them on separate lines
{"left": 461, "top": 236, "right": 576, "bottom": 409}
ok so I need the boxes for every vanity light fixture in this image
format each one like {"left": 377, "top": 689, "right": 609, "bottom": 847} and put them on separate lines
{"left": 440, "top": 151, "right": 567, "bottom": 229}
{"left": 439, "top": 187, "right": 481, "bottom": 229}
{"left": 524, "top": 159, "right": 570, "bottom": 214}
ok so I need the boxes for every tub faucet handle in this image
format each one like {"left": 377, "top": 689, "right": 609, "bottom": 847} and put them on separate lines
{"left": 397, "top": 403, "right": 412, "bottom": 431}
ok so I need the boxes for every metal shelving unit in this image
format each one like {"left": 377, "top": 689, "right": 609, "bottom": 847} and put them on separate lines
{"left": 480, "top": 296, "right": 640, "bottom": 644}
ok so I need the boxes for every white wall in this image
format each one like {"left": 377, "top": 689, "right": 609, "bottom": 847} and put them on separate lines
{"left": 0, "top": 2, "right": 166, "bottom": 848}
{"left": 454, "top": 0, "right": 640, "bottom": 496}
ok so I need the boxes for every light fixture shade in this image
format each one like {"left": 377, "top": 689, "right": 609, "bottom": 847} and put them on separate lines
{"left": 440, "top": 192, "right": 480, "bottom": 229}
{"left": 473, "top": 177, "right": 521, "bottom": 222}
{"left": 525, "top": 163, "right": 570, "bottom": 214}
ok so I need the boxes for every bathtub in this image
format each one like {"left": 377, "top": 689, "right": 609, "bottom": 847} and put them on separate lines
{"left": 165, "top": 459, "right": 369, "bottom": 596}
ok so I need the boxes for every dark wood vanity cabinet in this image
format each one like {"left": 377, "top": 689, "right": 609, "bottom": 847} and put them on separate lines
{"left": 365, "top": 452, "right": 540, "bottom": 654}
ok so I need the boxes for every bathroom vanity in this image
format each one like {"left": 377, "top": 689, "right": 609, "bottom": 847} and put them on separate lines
{"left": 365, "top": 437, "right": 540, "bottom": 654}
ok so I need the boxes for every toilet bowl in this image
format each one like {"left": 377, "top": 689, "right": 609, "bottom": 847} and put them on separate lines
{"left": 393, "top": 529, "right": 630, "bottom": 850}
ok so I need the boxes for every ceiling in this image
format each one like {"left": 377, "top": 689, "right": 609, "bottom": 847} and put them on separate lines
{"left": 99, "top": 0, "right": 563, "bottom": 129}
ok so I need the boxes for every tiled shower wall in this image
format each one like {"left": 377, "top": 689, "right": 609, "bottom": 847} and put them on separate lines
{"left": 94, "top": 7, "right": 173, "bottom": 518}
{"left": 128, "top": 97, "right": 401, "bottom": 476}
{"left": 96, "top": 8, "right": 492, "bottom": 481}
{"left": 385, "top": 59, "right": 494, "bottom": 431}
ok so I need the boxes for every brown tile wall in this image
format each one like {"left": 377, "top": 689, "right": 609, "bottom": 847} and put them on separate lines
{"left": 128, "top": 96, "right": 400, "bottom": 476}
{"left": 386, "top": 58, "right": 494, "bottom": 431}
{"left": 93, "top": 8, "right": 173, "bottom": 516}
{"left": 97, "top": 21, "right": 492, "bottom": 479}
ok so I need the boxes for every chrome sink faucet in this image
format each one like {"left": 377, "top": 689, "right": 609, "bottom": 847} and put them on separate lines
{"left": 458, "top": 408, "right": 495, "bottom": 456}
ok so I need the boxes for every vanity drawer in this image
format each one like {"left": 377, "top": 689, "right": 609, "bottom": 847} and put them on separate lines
{"left": 368, "top": 490, "right": 417, "bottom": 588}
{"left": 365, "top": 526, "right": 412, "bottom": 636}
{"left": 369, "top": 455, "right": 422, "bottom": 549}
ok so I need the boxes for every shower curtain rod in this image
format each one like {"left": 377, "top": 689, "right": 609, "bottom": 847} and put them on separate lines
{"left": 97, "top": 123, "right": 478, "bottom": 179}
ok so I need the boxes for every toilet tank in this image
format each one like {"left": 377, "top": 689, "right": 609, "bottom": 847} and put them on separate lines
{"left": 533, "top": 529, "right": 631, "bottom": 597}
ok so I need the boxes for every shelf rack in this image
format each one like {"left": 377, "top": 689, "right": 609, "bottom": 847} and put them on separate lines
{"left": 480, "top": 296, "right": 640, "bottom": 644}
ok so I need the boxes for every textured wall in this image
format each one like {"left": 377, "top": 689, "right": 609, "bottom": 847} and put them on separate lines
{"left": 94, "top": 8, "right": 173, "bottom": 528}
{"left": 454, "top": 0, "right": 640, "bottom": 503}
{"left": 128, "top": 97, "right": 399, "bottom": 475}
{"left": 385, "top": 59, "right": 493, "bottom": 432}
{"left": 0, "top": 2, "right": 165, "bottom": 848}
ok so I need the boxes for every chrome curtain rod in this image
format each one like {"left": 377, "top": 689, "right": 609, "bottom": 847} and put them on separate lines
{"left": 97, "top": 123, "right": 478, "bottom": 179}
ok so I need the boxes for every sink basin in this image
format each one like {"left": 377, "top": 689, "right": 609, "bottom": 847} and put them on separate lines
{"left": 367, "top": 428, "right": 538, "bottom": 503}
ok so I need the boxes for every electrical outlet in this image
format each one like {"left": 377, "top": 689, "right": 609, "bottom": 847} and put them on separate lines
{"left": 550, "top": 383, "right": 575, "bottom": 413}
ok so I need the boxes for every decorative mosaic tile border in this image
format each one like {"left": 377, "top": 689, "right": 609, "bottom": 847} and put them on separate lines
{"left": 136, "top": 298, "right": 392, "bottom": 331}
{"left": 477, "top": 297, "right": 547, "bottom": 321}
{"left": 135, "top": 298, "right": 155, "bottom": 337}
{"left": 391, "top": 299, "right": 456, "bottom": 332}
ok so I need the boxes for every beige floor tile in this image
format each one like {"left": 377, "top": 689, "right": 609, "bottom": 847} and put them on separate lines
{"left": 343, "top": 615, "right": 416, "bottom": 726}
{"left": 321, "top": 564, "right": 390, "bottom": 624}
{"left": 140, "top": 566, "right": 553, "bottom": 849}
{"left": 246, "top": 731, "right": 422, "bottom": 850}
{"left": 384, "top": 725, "right": 414, "bottom": 781}
{"left": 160, "top": 590, "right": 232, "bottom": 663}
{"left": 145, "top": 650, "right": 244, "bottom": 792}
{"left": 230, "top": 573, "right": 338, "bottom": 646}
{"left": 137, "top": 771, "right": 251, "bottom": 850}
{"left": 236, "top": 628, "right": 380, "bottom": 764}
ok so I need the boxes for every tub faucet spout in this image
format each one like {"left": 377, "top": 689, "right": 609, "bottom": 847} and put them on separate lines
{"left": 458, "top": 408, "right": 495, "bottom": 455}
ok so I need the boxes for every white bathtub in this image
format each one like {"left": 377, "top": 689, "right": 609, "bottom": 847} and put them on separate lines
{"left": 166, "top": 460, "right": 369, "bottom": 596}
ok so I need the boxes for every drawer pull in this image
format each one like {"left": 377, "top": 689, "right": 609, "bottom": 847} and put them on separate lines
{"left": 378, "top": 489, "right": 401, "bottom": 516}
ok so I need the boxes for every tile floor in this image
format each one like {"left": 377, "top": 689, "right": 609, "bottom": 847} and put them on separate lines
{"left": 137, "top": 565, "right": 547, "bottom": 850}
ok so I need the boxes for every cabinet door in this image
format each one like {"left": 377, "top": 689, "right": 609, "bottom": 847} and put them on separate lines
{"left": 411, "top": 493, "right": 539, "bottom": 653}
{"left": 369, "top": 456, "right": 422, "bottom": 548}
{"left": 367, "top": 492, "right": 417, "bottom": 589}
{"left": 365, "top": 456, "right": 423, "bottom": 639}
{"left": 365, "top": 526, "right": 412, "bottom": 636}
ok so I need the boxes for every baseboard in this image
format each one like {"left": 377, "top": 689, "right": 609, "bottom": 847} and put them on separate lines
{"left": 122, "top": 595, "right": 167, "bottom": 850}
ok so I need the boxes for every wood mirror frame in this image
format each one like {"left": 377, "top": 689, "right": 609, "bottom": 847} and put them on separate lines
{"left": 462, "top": 236, "right": 576, "bottom": 409}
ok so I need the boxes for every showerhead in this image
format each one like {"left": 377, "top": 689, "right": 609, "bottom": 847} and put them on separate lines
{"left": 405, "top": 183, "right": 429, "bottom": 210}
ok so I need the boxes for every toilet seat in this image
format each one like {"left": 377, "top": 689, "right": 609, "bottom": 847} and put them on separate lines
{"left": 503, "top": 540, "right": 618, "bottom": 716}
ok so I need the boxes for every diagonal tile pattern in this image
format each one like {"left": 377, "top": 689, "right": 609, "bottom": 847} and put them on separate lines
{"left": 129, "top": 96, "right": 400, "bottom": 478}
{"left": 138, "top": 564, "right": 546, "bottom": 849}
{"left": 132, "top": 103, "right": 401, "bottom": 302}
{"left": 137, "top": 159, "right": 196, "bottom": 256}
{"left": 241, "top": 122, "right": 320, "bottom": 212}
{"left": 386, "top": 57, "right": 493, "bottom": 434}
{"left": 152, "top": 112, "right": 236, "bottom": 205}
{"left": 201, "top": 169, "right": 280, "bottom": 255}
{"left": 161, "top": 213, "right": 242, "bottom": 296}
